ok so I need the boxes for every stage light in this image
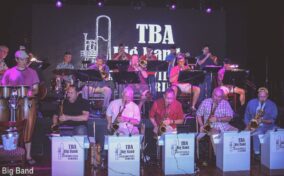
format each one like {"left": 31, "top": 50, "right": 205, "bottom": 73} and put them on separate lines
{"left": 168, "top": 0, "right": 177, "bottom": 10}
{"left": 55, "top": 0, "right": 63, "bottom": 8}
{"left": 97, "top": 0, "right": 104, "bottom": 7}
{"left": 206, "top": 7, "right": 212, "bottom": 13}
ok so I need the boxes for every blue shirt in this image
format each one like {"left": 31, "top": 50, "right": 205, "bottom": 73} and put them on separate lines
{"left": 244, "top": 98, "right": 278, "bottom": 129}
{"left": 165, "top": 53, "right": 176, "bottom": 77}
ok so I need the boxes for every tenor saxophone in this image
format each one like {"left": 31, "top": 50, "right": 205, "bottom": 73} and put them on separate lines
{"left": 248, "top": 109, "right": 264, "bottom": 130}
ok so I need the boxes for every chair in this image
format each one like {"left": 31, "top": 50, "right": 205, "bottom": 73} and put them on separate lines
{"left": 0, "top": 120, "right": 26, "bottom": 167}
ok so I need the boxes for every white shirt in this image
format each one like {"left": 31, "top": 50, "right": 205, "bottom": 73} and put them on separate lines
{"left": 106, "top": 99, "right": 141, "bottom": 135}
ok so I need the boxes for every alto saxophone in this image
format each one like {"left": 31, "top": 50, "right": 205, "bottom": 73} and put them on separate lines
{"left": 157, "top": 107, "right": 173, "bottom": 136}
{"left": 204, "top": 102, "right": 218, "bottom": 133}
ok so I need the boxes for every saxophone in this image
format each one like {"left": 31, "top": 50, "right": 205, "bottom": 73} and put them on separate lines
{"left": 203, "top": 102, "right": 218, "bottom": 133}
{"left": 51, "top": 99, "right": 64, "bottom": 132}
{"left": 111, "top": 105, "right": 126, "bottom": 134}
{"left": 248, "top": 109, "right": 264, "bottom": 130}
{"left": 157, "top": 106, "right": 173, "bottom": 136}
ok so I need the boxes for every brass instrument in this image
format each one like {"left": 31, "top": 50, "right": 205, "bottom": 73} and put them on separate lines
{"left": 157, "top": 106, "right": 173, "bottom": 137}
{"left": 99, "top": 65, "right": 109, "bottom": 80}
{"left": 248, "top": 109, "right": 264, "bottom": 130}
{"left": 204, "top": 102, "right": 218, "bottom": 133}
{"left": 51, "top": 99, "right": 64, "bottom": 132}
{"left": 111, "top": 105, "right": 126, "bottom": 134}
{"left": 139, "top": 59, "right": 147, "bottom": 68}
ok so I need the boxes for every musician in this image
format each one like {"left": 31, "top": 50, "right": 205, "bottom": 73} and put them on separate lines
{"left": 82, "top": 56, "right": 112, "bottom": 112}
{"left": 244, "top": 87, "right": 277, "bottom": 158}
{"left": 196, "top": 46, "right": 219, "bottom": 101}
{"left": 217, "top": 58, "right": 246, "bottom": 106}
{"left": 128, "top": 54, "right": 149, "bottom": 110}
{"left": 106, "top": 86, "right": 140, "bottom": 136}
{"left": 149, "top": 88, "right": 184, "bottom": 136}
{"left": 196, "top": 87, "right": 237, "bottom": 165}
{"left": 55, "top": 51, "right": 75, "bottom": 85}
{"left": 165, "top": 45, "right": 177, "bottom": 78}
{"left": 0, "top": 45, "right": 9, "bottom": 81}
{"left": 112, "top": 43, "right": 131, "bottom": 60}
{"left": 169, "top": 53, "right": 200, "bottom": 111}
{"left": 1, "top": 50, "right": 40, "bottom": 165}
{"left": 52, "top": 85, "right": 90, "bottom": 135}
{"left": 140, "top": 45, "right": 158, "bottom": 99}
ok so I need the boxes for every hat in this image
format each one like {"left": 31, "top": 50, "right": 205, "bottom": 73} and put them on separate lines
{"left": 258, "top": 87, "right": 269, "bottom": 94}
{"left": 15, "top": 50, "right": 29, "bottom": 59}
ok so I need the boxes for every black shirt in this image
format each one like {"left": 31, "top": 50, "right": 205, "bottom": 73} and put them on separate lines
{"left": 196, "top": 54, "right": 217, "bottom": 69}
{"left": 61, "top": 97, "right": 90, "bottom": 127}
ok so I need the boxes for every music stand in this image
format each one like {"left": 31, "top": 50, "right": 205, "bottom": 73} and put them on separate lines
{"left": 75, "top": 70, "right": 103, "bottom": 99}
{"left": 106, "top": 60, "right": 129, "bottom": 72}
{"left": 223, "top": 69, "right": 249, "bottom": 88}
{"left": 177, "top": 70, "right": 206, "bottom": 112}
{"left": 178, "top": 70, "right": 206, "bottom": 86}
{"left": 202, "top": 65, "right": 222, "bottom": 98}
{"left": 146, "top": 61, "right": 168, "bottom": 72}
{"left": 111, "top": 71, "right": 140, "bottom": 98}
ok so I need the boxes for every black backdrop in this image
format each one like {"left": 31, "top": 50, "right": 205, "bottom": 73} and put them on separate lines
{"left": 31, "top": 5, "right": 226, "bottom": 87}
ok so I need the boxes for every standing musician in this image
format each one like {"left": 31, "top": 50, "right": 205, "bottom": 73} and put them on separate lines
{"left": 1, "top": 50, "right": 40, "bottom": 165}
{"left": 81, "top": 56, "right": 112, "bottom": 112}
{"left": 244, "top": 87, "right": 277, "bottom": 158}
{"left": 52, "top": 85, "right": 90, "bottom": 135}
{"left": 106, "top": 86, "right": 140, "bottom": 136}
{"left": 169, "top": 53, "right": 200, "bottom": 111}
{"left": 112, "top": 43, "right": 131, "bottom": 60}
{"left": 196, "top": 87, "right": 237, "bottom": 165}
{"left": 217, "top": 58, "right": 246, "bottom": 106}
{"left": 196, "top": 45, "right": 219, "bottom": 101}
{"left": 127, "top": 54, "right": 150, "bottom": 110}
{"left": 0, "top": 45, "right": 9, "bottom": 82}
{"left": 140, "top": 45, "right": 158, "bottom": 99}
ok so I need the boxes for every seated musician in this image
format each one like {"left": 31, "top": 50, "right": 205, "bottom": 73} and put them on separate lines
{"left": 217, "top": 58, "right": 246, "bottom": 106}
{"left": 52, "top": 85, "right": 90, "bottom": 135}
{"left": 165, "top": 45, "right": 177, "bottom": 78}
{"left": 82, "top": 55, "right": 112, "bottom": 112}
{"left": 55, "top": 51, "right": 75, "bottom": 87}
{"left": 127, "top": 54, "right": 150, "bottom": 110}
{"left": 112, "top": 43, "right": 131, "bottom": 60}
{"left": 244, "top": 87, "right": 277, "bottom": 159}
{"left": 1, "top": 50, "right": 40, "bottom": 165}
{"left": 106, "top": 86, "right": 140, "bottom": 136}
{"left": 149, "top": 88, "right": 184, "bottom": 136}
{"left": 196, "top": 87, "right": 237, "bottom": 165}
{"left": 0, "top": 45, "right": 9, "bottom": 82}
{"left": 140, "top": 45, "right": 158, "bottom": 99}
{"left": 169, "top": 53, "right": 200, "bottom": 111}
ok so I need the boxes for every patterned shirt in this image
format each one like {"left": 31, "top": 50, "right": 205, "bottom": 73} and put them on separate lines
{"left": 196, "top": 98, "right": 234, "bottom": 131}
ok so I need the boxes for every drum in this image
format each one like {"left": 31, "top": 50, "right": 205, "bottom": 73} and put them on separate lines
{"left": 0, "top": 86, "right": 13, "bottom": 99}
{"left": 16, "top": 85, "right": 30, "bottom": 98}
{"left": 0, "top": 98, "right": 9, "bottom": 122}
{"left": 17, "top": 97, "right": 37, "bottom": 142}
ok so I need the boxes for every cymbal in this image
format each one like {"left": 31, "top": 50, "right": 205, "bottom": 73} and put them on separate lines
{"left": 53, "top": 69, "right": 74, "bottom": 75}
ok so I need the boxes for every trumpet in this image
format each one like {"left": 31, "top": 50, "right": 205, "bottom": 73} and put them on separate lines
{"left": 139, "top": 59, "right": 147, "bottom": 68}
